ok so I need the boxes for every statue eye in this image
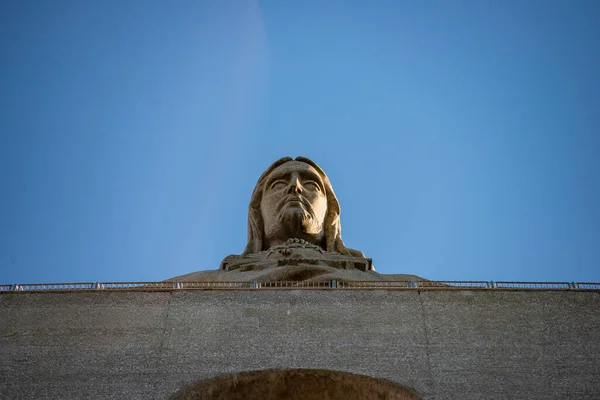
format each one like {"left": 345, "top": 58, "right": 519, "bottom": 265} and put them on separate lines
{"left": 270, "top": 180, "right": 287, "bottom": 190}
{"left": 303, "top": 181, "right": 321, "bottom": 191}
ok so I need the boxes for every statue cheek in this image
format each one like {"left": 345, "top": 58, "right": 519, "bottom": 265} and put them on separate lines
{"left": 260, "top": 194, "right": 279, "bottom": 221}
{"left": 313, "top": 195, "right": 328, "bottom": 219}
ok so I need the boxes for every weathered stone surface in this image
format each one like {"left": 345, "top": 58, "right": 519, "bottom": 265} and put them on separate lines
{"left": 1, "top": 289, "right": 599, "bottom": 399}
{"left": 221, "top": 238, "right": 373, "bottom": 272}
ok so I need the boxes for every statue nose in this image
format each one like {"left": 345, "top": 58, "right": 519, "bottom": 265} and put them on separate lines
{"left": 287, "top": 179, "right": 302, "bottom": 194}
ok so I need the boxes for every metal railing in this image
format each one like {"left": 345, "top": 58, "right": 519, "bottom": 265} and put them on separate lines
{"left": 179, "top": 281, "right": 249, "bottom": 289}
{"left": 413, "top": 280, "right": 489, "bottom": 289}
{"left": 338, "top": 281, "right": 411, "bottom": 288}
{"left": 8, "top": 282, "right": 97, "bottom": 291}
{"left": 494, "top": 281, "right": 572, "bottom": 289}
{"left": 100, "top": 282, "right": 174, "bottom": 290}
{"left": 1, "top": 280, "right": 599, "bottom": 292}
{"left": 260, "top": 281, "right": 332, "bottom": 288}
{"left": 576, "top": 282, "right": 600, "bottom": 290}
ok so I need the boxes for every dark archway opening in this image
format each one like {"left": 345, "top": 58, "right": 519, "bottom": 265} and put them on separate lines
{"left": 171, "top": 368, "right": 420, "bottom": 400}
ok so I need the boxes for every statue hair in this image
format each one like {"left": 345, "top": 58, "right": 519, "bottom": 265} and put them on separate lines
{"left": 242, "top": 156, "right": 364, "bottom": 257}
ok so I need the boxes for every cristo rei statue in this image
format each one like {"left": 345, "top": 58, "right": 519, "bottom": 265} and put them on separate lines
{"left": 170, "top": 156, "right": 419, "bottom": 283}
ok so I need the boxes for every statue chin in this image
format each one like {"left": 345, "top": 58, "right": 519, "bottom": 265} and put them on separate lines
{"left": 278, "top": 207, "right": 311, "bottom": 231}
{"left": 265, "top": 210, "right": 322, "bottom": 247}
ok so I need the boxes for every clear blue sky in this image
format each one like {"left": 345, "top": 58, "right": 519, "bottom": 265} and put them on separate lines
{"left": 1, "top": 0, "right": 599, "bottom": 284}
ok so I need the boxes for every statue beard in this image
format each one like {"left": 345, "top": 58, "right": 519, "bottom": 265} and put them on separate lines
{"left": 265, "top": 206, "right": 325, "bottom": 247}
{"left": 279, "top": 207, "right": 322, "bottom": 235}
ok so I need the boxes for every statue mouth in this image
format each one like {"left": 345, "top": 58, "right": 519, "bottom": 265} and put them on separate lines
{"left": 280, "top": 196, "right": 307, "bottom": 208}
{"left": 277, "top": 197, "right": 315, "bottom": 222}
{"left": 283, "top": 200, "right": 305, "bottom": 212}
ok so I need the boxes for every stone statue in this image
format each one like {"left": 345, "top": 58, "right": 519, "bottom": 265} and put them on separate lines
{"left": 220, "top": 156, "right": 374, "bottom": 273}
{"left": 169, "top": 157, "right": 423, "bottom": 283}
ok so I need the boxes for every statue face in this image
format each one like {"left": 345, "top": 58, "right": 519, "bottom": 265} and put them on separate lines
{"left": 260, "top": 161, "right": 328, "bottom": 247}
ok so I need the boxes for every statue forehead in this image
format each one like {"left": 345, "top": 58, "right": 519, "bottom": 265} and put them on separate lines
{"left": 266, "top": 160, "right": 322, "bottom": 180}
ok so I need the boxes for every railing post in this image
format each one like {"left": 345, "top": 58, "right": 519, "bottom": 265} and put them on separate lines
{"left": 408, "top": 280, "right": 415, "bottom": 288}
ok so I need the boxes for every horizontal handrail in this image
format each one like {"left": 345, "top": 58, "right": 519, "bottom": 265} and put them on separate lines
{"left": 494, "top": 281, "right": 571, "bottom": 289}
{"left": 1, "top": 280, "right": 598, "bottom": 292}
{"left": 576, "top": 282, "right": 600, "bottom": 290}
{"left": 179, "top": 281, "right": 248, "bottom": 289}
{"left": 338, "top": 281, "right": 411, "bottom": 288}
{"left": 261, "top": 281, "right": 331, "bottom": 288}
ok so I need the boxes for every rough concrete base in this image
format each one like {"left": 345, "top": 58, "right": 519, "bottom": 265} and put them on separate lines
{"left": 1, "top": 290, "right": 599, "bottom": 399}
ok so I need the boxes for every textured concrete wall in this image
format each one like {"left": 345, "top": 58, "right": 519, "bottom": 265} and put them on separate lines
{"left": 1, "top": 289, "right": 599, "bottom": 399}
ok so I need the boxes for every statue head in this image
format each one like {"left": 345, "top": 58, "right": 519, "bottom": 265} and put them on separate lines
{"left": 243, "top": 156, "right": 364, "bottom": 257}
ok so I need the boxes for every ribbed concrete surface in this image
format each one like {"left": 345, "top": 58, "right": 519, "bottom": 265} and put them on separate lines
{"left": 1, "top": 290, "right": 598, "bottom": 399}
